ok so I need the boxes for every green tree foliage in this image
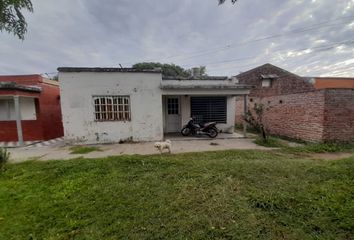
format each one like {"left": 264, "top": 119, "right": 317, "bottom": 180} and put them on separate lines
{"left": 133, "top": 62, "right": 191, "bottom": 77}
{"left": 218, "top": 0, "right": 238, "bottom": 5}
{"left": 0, "top": 0, "right": 33, "bottom": 40}
{"left": 133, "top": 62, "right": 208, "bottom": 78}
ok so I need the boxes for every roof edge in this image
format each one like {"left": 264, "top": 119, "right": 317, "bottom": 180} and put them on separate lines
{"left": 0, "top": 82, "right": 42, "bottom": 93}
{"left": 57, "top": 67, "right": 162, "bottom": 73}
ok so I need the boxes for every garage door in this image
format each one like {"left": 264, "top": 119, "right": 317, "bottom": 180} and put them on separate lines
{"left": 191, "top": 97, "right": 227, "bottom": 123}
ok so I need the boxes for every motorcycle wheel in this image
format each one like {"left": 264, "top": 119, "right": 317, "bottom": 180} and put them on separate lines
{"left": 181, "top": 127, "right": 191, "bottom": 136}
{"left": 207, "top": 127, "right": 218, "bottom": 138}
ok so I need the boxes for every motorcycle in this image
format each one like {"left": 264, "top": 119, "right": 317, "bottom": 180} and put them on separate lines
{"left": 181, "top": 118, "right": 219, "bottom": 138}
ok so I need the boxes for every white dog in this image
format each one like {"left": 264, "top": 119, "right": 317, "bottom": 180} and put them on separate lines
{"left": 154, "top": 139, "right": 172, "bottom": 154}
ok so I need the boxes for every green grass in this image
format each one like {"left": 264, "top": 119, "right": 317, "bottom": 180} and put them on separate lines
{"left": 0, "top": 150, "right": 354, "bottom": 239}
{"left": 290, "top": 143, "right": 354, "bottom": 153}
{"left": 254, "top": 137, "right": 285, "bottom": 148}
{"left": 69, "top": 146, "right": 101, "bottom": 154}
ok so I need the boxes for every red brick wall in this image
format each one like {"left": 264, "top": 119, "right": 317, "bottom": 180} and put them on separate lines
{"left": 236, "top": 64, "right": 315, "bottom": 97}
{"left": 241, "top": 91, "right": 326, "bottom": 142}
{"left": 323, "top": 89, "right": 354, "bottom": 142}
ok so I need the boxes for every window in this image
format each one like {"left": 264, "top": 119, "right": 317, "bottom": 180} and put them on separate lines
{"left": 191, "top": 97, "right": 227, "bottom": 123}
{"left": 93, "top": 96, "right": 131, "bottom": 121}
{"left": 0, "top": 98, "right": 36, "bottom": 121}
{"left": 262, "top": 79, "right": 272, "bottom": 87}
{"left": 0, "top": 99, "right": 14, "bottom": 120}
{"left": 167, "top": 98, "right": 179, "bottom": 115}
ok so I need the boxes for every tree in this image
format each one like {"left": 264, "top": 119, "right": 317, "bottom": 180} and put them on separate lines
{"left": 244, "top": 103, "right": 267, "bottom": 141}
{"left": 133, "top": 62, "right": 208, "bottom": 78}
{"left": 133, "top": 62, "right": 191, "bottom": 77}
{"left": 218, "top": 0, "right": 238, "bottom": 5}
{"left": 0, "top": 0, "right": 33, "bottom": 40}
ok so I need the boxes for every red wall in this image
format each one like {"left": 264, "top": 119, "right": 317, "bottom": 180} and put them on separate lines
{"left": 235, "top": 64, "right": 354, "bottom": 142}
{"left": 0, "top": 75, "right": 63, "bottom": 142}
{"left": 323, "top": 89, "right": 354, "bottom": 142}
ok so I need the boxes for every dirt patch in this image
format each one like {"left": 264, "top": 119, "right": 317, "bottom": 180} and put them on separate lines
{"left": 309, "top": 152, "right": 354, "bottom": 161}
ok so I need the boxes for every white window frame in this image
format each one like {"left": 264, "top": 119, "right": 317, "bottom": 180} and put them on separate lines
{"left": 93, "top": 96, "right": 131, "bottom": 122}
{"left": 262, "top": 79, "right": 272, "bottom": 87}
{"left": 0, "top": 99, "right": 14, "bottom": 121}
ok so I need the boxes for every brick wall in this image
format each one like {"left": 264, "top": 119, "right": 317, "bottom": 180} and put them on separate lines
{"left": 240, "top": 91, "right": 326, "bottom": 142}
{"left": 323, "top": 89, "right": 354, "bottom": 142}
{"left": 237, "top": 63, "right": 315, "bottom": 97}
{"left": 235, "top": 64, "right": 354, "bottom": 142}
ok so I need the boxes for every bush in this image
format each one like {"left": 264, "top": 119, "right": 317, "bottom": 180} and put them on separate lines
{"left": 0, "top": 148, "right": 10, "bottom": 170}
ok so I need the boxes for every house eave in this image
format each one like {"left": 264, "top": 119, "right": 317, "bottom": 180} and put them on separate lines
{"left": 0, "top": 82, "right": 42, "bottom": 93}
{"left": 57, "top": 67, "right": 162, "bottom": 74}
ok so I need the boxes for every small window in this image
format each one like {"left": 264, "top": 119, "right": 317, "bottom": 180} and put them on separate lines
{"left": 93, "top": 96, "right": 131, "bottom": 121}
{"left": 262, "top": 79, "right": 272, "bottom": 87}
{"left": 167, "top": 98, "right": 179, "bottom": 115}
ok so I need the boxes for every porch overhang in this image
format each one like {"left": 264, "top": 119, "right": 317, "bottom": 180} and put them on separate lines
{"left": 0, "top": 82, "right": 41, "bottom": 98}
{"left": 160, "top": 84, "right": 251, "bottom": 96}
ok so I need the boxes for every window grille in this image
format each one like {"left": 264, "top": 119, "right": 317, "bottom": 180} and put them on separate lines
{"left": 93, "top": 96, "right": 131, "bottom": 121}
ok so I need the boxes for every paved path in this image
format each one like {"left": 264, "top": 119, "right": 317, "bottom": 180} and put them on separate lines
{"left": 8, "top": 138, "right": 269, "bottom": 163}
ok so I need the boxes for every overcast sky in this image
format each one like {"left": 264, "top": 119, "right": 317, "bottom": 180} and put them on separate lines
{"left": 0, "top": 0, "right": 353, "bottom": 77}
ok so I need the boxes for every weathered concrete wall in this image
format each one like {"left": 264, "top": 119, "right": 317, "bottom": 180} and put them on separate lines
{"left": 59, "top": 72, "right": 163, "bottom": 144}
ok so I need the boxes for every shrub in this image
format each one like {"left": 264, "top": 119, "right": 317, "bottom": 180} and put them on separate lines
{"left": 0, "top": 148, "right": 10, "bottom": 170}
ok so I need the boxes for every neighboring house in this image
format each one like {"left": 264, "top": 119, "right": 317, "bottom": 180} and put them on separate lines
{"left": 58, "top": 67, "right": 251, "bottom": 144}
{"left": 235, "top": 63, "right": 354, "bottom": 142}
{"left": 0, "top": 75, "right": 64, "bottom": 145}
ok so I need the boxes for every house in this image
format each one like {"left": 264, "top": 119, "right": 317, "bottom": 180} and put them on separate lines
{"left": 0, "top": 74, "right": 64, "bottom": 146}
{"left": 235, "top": 63, "right": 354, "bottom": 142}
{"left": 58, "top": 67, "right": 251, "bottom": 144}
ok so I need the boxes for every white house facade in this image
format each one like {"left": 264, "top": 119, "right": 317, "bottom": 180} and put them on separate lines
{"left": 58, "top": 67, "right": 251, "bottom": 144}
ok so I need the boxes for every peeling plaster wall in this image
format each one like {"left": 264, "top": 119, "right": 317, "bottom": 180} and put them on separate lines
{"left": 59, "top": 72, "right": 163, "bottom": 144}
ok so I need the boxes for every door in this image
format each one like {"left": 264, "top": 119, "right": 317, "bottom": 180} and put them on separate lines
{"left": 165, "top": 97, "right": 181, "bottom": 133}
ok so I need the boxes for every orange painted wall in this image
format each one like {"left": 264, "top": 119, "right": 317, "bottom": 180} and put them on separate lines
{"left": 315, "top": 78, "right": 354, "bottom": 89}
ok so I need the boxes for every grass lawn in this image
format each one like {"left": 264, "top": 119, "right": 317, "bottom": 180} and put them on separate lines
{"left": 0, "top": 150, "right": 353, "bottom": 239}
{"left": 69, "top": 146, "right": 101, "bottom": 154}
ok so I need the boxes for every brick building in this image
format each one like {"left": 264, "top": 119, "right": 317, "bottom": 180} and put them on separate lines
{"left": 235, "top": 64, "right": 354, "bottom": 142}
{"left": 0, "top": 75, "right": 63, "bottom": 146}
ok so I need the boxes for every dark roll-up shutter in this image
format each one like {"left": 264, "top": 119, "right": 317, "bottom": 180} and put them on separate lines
{"left": 191, "top": 97, "right": 227, "bottom": 123}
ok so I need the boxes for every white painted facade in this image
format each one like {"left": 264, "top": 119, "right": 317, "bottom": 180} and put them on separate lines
{"left": 59, "top": 71, "right": 163, "bottom": 144}
{"left": 59, "top": 69, "right": 250, "bottom": 144}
